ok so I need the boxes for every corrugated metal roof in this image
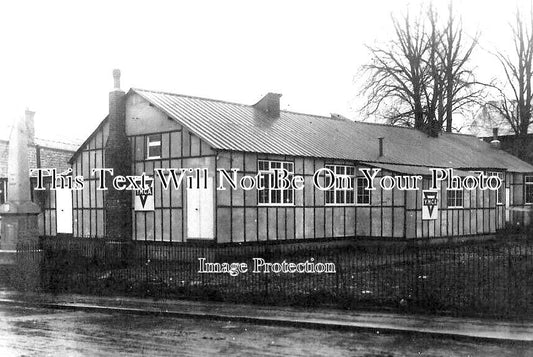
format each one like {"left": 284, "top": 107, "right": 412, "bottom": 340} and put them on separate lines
{"left": 132, "top": 88, "right": 533, "bottom": 173}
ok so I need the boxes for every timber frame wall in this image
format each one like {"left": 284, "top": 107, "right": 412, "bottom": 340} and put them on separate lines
{"left": 214, "top": 151, "right": 516, "bottom": 243}
{"left": 130, "top": 127, "right": 215, "bottom": 242}
{"left": 70, "top": 127, "right": 531, "bottom": 242}
{"left": 72, "top": 120, "right": 108, "bottom": 238}
{"left": 69, "top": 93, "right": 531, "bottom": 242}
{"left": 70, "top": 130, "right": 532, "bottom": 242}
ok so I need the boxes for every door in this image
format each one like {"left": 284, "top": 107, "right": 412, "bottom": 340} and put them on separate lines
{"left": 505, "top": 188, "right": 510, "bottom": 223}
{"left": 187, "top": 175, "right": 214, "bottom": 239}
{"left": 56, "top": 188, "right": 73, "bottom": 234}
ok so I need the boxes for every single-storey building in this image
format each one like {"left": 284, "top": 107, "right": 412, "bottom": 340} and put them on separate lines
{"left": 0, "top": 111, "right": 80, "bottom": 237}
{"left": 68, "top": 70, "right": 533, "bottom": 243}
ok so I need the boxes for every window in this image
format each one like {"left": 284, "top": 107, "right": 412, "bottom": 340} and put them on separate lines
{"left": 356, "top": 176, "right": 371, "bottom": 205}
{"left": 325, "top": 164, "right": 355, "bottom": 205}
{"left": 488, "top": 171, "right": 504, "bottom": 205}
{"left": 526, "top": 176, "right": 533, "bottom": 204}
{"left": 447, "top": 189, "right": 464, "bottom": 208}
{"left": 257, "top": 160, "right": 294, "bottom": 205}
{"left": 0, "top": 179, "right": 6, "bottom": 204}
{"left": 146, "top": 134, "right": 162, "bottom": 159}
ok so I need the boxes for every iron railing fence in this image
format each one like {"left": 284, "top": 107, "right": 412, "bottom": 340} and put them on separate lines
{"left": 14, "top": 236, "right": 533, "bottom": 319}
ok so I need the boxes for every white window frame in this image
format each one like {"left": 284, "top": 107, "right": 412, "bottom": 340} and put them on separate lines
{"left": 257, "top": 160, "right": 294, "bottom": 206}
{"left": 146, "top": 134, "right": 162, "bottom": 160}
{"left": 325, "top": 164, "right": 355, "bottom": 206}
{"left": 488, "top": 171, "right": 504, "bottom": 205}
{"left": 356, "top": 176, "right": 371, "bottom": 206}
{"left": 447, "top": 189, "right": 464, "bottom": 208}
{"left": 525, "top": 175, "right": 533, "bottom": 205}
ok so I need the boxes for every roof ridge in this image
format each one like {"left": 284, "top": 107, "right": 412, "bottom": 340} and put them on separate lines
{"left": 280, "top": 109, "right": 339, "bottom": 120}
{"left": 134, "top": 87, "right": 359, "bottom": 123}
{"left": 35, "top": 137, "right": 82, "bottom": 145}
{"left": 353, "top": 120, "right": 476, "bottom": 137}
{"left": 132, "top": 88, "right": 250, "bottom": 108}
{"left": 132, "top": 87, "right": 474, "bottom": 137}
{"left": 443, "top": 131, "right": 476, "bottom": 138}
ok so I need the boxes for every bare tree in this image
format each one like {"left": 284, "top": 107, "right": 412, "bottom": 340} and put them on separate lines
{"left": 361, "top": 10, "right": 430, "bottom": 131}
{"left": 491, "top": 10, "right": 533, "bottom": 138}
{"left": 439, "top": 3, "right": 481, "bottom": 132}
{"left": 360, "top": 3, "right": 481, "bottom": 135}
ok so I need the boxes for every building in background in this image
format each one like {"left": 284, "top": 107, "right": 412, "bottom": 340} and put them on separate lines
{"left": 469, "top": 103, "right": 533, "bottom": 165}
{"left": 0, "top": 111, "right": 80, "bottom": 236}
{"left": 69, "top": 71, "right": 533, "bottom": 243}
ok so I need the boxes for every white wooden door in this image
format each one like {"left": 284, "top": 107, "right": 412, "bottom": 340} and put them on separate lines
{"left": 56, "top": 188, "right": 73, "bottom": 234}
{"left": 505, "top": 188, "right": 510, "bottom": 223}
{"left": 187, "top": 176, "right": 214, "bottom": 239}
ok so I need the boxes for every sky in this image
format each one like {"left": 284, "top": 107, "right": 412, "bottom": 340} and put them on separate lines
{"left": 0, "top": 0, "right": 529, "bottom": 143}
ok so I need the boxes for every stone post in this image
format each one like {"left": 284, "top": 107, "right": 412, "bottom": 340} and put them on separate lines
{"left": 0, "top": 111, "right": 41, "bottom": 251}
{"left": 0, "top": 111, "right": 41, "bottom": 290}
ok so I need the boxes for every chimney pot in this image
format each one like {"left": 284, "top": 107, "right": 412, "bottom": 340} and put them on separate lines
{"left": 490, "top": 127, "right": 501, "bottom": 149}
{"left": 113, "top": 69, "right": 121, "bottom": 90}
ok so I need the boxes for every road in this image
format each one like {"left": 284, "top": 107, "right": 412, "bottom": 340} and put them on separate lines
{"left": 0, "top": 304, "right": 530, "bottom": 356}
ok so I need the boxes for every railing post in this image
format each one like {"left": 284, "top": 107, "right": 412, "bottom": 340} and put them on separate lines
{"left": 264, "top": 244, "right": 269, "bottom": 302}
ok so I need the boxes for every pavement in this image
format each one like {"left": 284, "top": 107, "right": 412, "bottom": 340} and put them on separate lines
{"left": 0, "top": 289, "right": 531, "bottom": 343}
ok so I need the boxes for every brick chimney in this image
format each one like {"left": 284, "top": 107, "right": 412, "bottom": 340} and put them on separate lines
{"left": 25, "top": 109, "right": 35, "bottom": 145}
{"left": 490, "top": 127, "right": 501, "bottom": 149}
{"left": 253, "top": 92, "right": 282, "bottom": 117}
{"left": 104, "top": 69, "right": 132, "bottom": 240}
{"left": 378, "top": 137, "right": 384, "bottom": 157}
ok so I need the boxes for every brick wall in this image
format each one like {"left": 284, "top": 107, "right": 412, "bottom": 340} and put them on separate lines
{"left": 37, "top": 147, "right": 73, "bottom": 173}
{"left": 0, "top": 141, "right": 73, "bottom": 178}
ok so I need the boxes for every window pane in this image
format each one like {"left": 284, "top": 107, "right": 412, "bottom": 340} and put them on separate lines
{"left": 356, "top": 177, "right": 370, "bottom": 204}
{"left": 284, "top": 189, "right": 293, "bottom": 203}
{"left": 148, "top": 145, "right": 162, "bottom": 158}
{"left": 147, "top": 134, "right": 162, "bottom": 158}
{"left": 0, "top": 180, "right": 5, "bottom": 204}
{"left": 284, "top": 162, "right": 294, "bottom": 172}
{"left": 346, "top": 190, "right": 354, "bottom": 204}
{"left": 271, "top": 189, "right": 281, "bottom": 204}
{"left": 257, "top": 160, "right": 294, "bottom": 205}
{"left": 148, "top": 134, "right": 161, "bottom": 143}
{"left": 336, "top": 190, "right": 344, "bottom": 204}
{"left": 323, "top": 164, "right": 356, "bottom": 205}
{"left": 447, "top": 190, "right": 463, "bottom": 207}
{"left": 526, "top": 178, "right": 533, "bottom": 204}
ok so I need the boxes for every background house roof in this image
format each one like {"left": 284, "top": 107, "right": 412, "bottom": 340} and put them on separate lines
{"left": 0, "top": 123, "right": 80, "bottom": 178}
{"left": 0, "top": 123, "right": 81, "bottom": 152}
{"left": 468, "top": 102, "right": 533, "bottom": 138}
{"left": 133, "top": 88, "right": 533, "bottom": 173}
